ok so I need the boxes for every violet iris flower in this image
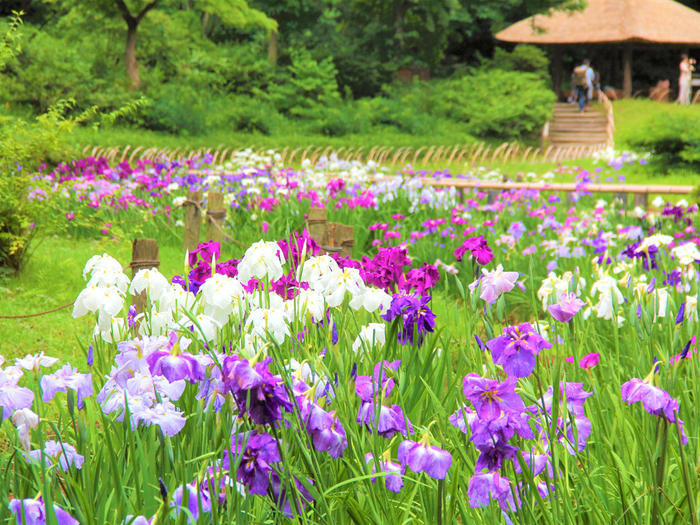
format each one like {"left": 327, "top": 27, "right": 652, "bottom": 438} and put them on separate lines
{"left": 462, "top": 374, "right": 524, "bottom": 420}
{"left": 223, "top": 431, "right": 281, "bottom": 495}
{"left": 357, "top": 401, "right": 412, "bottom": 438}
{"left": 486, "top": 323, "right": 552, "bottom": 378}
{"left": 171, "top": 480, "right": 212, "bottom": 523}
{"left": 467, "top": 471, "right": 515, "bottom": 511}
{"left": 355, "top": 360, "right": 400, "bottom": 401}
{"left": 146, "top": 350, "right": 204, "bottom": 383}
{"left": 381, "top": 294, "right": 436, "bottom": 346}
{"left": 365, "top": 453, "right": 404, "bottom": 493}
{"left": 25, "top": 441, "right": 84, "bottom": 471}
{"left": 269, "top": 472, "right": 314, "bottom": 519}
{"left": 40, "top": 364, "right": 93, "bottom": 409}
{"left": 398, "top": 439, "right": 452, "bottom": 480}
{"left": 296, "top": 389, "right": 347, "bottom": 458}
{"left": 0, "top": 372, "right": 34, "bottom": 420}
{"left": 222, "top": 356, "right": 292, "bottom": 425}
{"left": 8, "top": 498, "right": 79, "bottom": 525}
{"left": 621, "top": 378, "right": 688, "bottom": 444}
{"left": 548, "top": 292, "right": 586, "bottom": 323}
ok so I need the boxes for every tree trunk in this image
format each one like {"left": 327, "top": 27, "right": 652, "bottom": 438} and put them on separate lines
{"left": 268, "top": 30, "right": 278, "bottom": 67}
{"left": 125, "top": 20, "right": 140, "bottom": 90}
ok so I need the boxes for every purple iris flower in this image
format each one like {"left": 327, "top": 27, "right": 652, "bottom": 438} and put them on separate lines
{"left": 355, "top": 360, "right": 400, "bottom": 401}
{"left": 398, "top": 440, "right": 452, "bottom": 480}
{"left": 223, "top": 431, "right": 281, "bottom": 495}
{"left": 222, "top": 356, "right": 292, "bottom": 425}
{"left": 171, "top": 480, "right": 212, "bottom": 523}
{"left": 621, "top": 378, "right": 688, "bottom": 444}
{"left": 296, "top": 393, "right": 347, "bottom": 458}
{"left": 269, "top": 472, "right": 314, "bottom": 519}
{"left": 548, "top": 292, "right": 586, "bottom": 323}
{"left": 25, "top": 441, "right": 84, "bottom": 471}
{"left": 533, "top": 383, "right": 593, "bottom": 453}
{"left": 365, "top": 453, "right": 404, "bottom": 493}
{"left": 448, "top": 405, "right": 478, "bottom": 434}
{"left": 486, "top": 323, "right": 552, "bottom": 378}
{"left": 357, "top": 401, "right": 412, "bottom": 438}
{"left": 9, "top": 498, "right": 79, "bottom": 525}
{"left": 146, "top": 350, "right": 204, "bottom": 383}
{"left": 0, "top": 378, "right": 34, "bottom": 420}
{"left": 462, "top": 374, "right": 524, "bottom": 420}
{"left": 467, "top": 471, "right": 515, "bottom": 511}
{"left": 381, "top": 294, "right": 436, "bottom": 346}
{"left": 676, "top": 302, "right": 685, "bottom": 325}
{"left": 473, "top": 434, "right": 518, "bottom": 472}
{"left": 40, "top": 364, "right": 93, "bottom": 409}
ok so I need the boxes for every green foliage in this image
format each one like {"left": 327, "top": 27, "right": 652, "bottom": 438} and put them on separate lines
{"left": 488, "top": 44, "right": 550, "bottom": 77}
{"left": 627, "top": 112, "right": 700, "bottom": 173}
{"left": 265, "top": 48, "right": 342, "bottom": 116}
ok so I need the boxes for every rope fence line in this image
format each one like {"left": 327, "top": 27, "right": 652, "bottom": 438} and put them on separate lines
{"left": 82, "top": 140, "right": 609, "bottom": 167}
{"left": 0, "top": 301, "right": 75, "bottom": 319}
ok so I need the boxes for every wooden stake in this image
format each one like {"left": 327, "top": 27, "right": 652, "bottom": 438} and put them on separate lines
{"left": 634, "top": 193, "right": 648, "bottom": 209}
{"left": 205, "top": 191, "right": 226, "bottom": 243}
{"left": 131, "top": 238, "right": 160, "bottom": 314}
{"left": 183, "top": 189, "right": 203, "bottom": 252}
{"left": 307, "top": 208, "right": 328, "bottom": 244}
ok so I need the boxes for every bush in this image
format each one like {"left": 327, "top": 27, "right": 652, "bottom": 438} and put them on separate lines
{"left": 264, "top": 48, "right": 342, "bottom": 117}
{"left": 626, "top": 112, "right": 700, "bottom": 172}
{"left": 488, "top": 45, "right": 550, "bottom": 78}
{"left": 141, "top": 84, "right": 210, "bottom": 136}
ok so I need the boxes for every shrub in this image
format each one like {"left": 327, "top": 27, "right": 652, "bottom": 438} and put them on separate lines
{"left": 264, "top": 48, "right": 342, "bottom": 117}
{"left": 141, "top": 84, "right": 210, "bottom": 136}
{"left": 489, "top": 45, "right": 550, "bottom": 78}
{"left": 626, "top": 112, "right": 700, "bottom": 172}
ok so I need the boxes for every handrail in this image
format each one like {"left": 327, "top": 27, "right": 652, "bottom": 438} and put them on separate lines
{"left": 598, "top": 90, "right": 615, "bottom": 148}
{"left": 417, "top": 178, "right": 693, "bottom": 195}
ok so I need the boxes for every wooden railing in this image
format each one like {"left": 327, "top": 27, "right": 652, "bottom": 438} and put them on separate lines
{"left": 598, "top": 90, "right": 615, "bottom": 148}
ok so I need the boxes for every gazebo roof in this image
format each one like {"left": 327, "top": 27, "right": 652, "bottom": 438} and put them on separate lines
{"left": 495, "top": 0, "right": 700, "bottom": 45}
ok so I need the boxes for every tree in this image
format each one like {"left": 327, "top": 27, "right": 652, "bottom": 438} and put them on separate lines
{"left": 96, "top": 0, "right": 276, "bottom": 89}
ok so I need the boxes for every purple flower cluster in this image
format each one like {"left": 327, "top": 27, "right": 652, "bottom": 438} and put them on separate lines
{"left": 454, "top": 235, "right": 494, "bottom": 265}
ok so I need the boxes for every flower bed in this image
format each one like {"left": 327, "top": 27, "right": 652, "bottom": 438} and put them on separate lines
{"left": 1, "top": 151, "right": 698, "bottom": 524}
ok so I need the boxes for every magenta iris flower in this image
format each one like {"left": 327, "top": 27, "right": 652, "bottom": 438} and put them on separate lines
{"left": 9, "top": 498, "right": 78, "bottom": 525}
{"left": 462, "top": 374, "right": 524, "bottom": 420}
{"left": 398, "top": 440, "right": 452, "bottom": 480}
{"left": 548, "top": 292, "right": 586, "bottom": 323}
{"left": 579, "top": 352, "right": 600, "bottom": 370}
{"left": 454, "top": 235, "right": 494, "bottom": 265}
{"left": 486, "top": 323, "right": 552, "bottom": 378}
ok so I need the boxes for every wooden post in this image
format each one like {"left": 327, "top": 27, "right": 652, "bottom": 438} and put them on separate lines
{"left": 336, "top": 224, "right": 355, "bottom": 259}
{"left": 551, "top": 46, "right": 563, "bottom": 98}
{"left": 623, "top": 45, "right": 633, "bottom": 98}
{"left": 307, "top": 208, "right": 328, "bottom": 244}
{"left": 131, "top": 238, "right": 160, "bottom": 314}
{"left": 205, "top": 191, "right": 226, "bottom": 243}
{"left": 633, "top": 193, "right": 648, "bottom": 209}
{"left": 183, "top": 189, "right": 202, "bottom": 252}
{"left": 487, "top": 190, "right": 499, "bottom": 204}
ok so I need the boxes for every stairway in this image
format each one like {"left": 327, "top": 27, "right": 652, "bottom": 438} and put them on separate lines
{"left": 545, "top": 103, "right": 609, "bottom": 148}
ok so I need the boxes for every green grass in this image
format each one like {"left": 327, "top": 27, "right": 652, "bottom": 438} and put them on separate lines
{"left": 0, "top": 236, "right": 236, "bottom": 364}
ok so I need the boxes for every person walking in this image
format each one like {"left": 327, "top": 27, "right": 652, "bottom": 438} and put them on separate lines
{"left": 677, "top": 54, "right": 695, "bottom": 105}
{"left": 571, "top": 59, "right": 594, "bottom": 112}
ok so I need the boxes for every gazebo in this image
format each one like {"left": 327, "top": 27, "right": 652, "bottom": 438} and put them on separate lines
{"left": 495, "top": 0, "right": 700, "bottom": 97}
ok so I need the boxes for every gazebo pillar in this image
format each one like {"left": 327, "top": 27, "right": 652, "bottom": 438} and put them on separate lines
{"left": 623, "top": 45, "right": 633, "bottom": 97}
{"left": 551, "top": 46, "right": 563, "bottom": 96}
